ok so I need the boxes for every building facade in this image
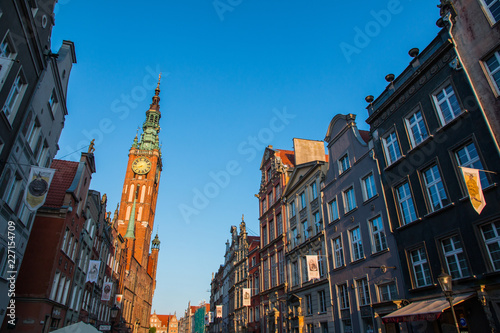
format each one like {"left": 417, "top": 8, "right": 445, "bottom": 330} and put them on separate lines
{"left": 437, "top": 0, "right": 500, "bottom": 147}
{"left": 322, "top": 114, "right": 406, "bottom": 333}
{"left": 366, "top": 28, "right": 500, "bottom": 332}
{"left": 282, "top": 138, "right": 331, "bottom": 333}
{"left": 7, "top": 151, "right": 95, "bottom": 332}
{"left": 115, "top": 77, "right": 163, "bottom": 332}
{"left": 247, "top": 232, "right": 261, "bottom": 333}
{"left": 257, "top": 146, "right": 295, "bottom": 333}
{"left": 0, "top": 0, "right": 76, "bottom": 322}
{"left": 150, "top": 312, "right": 178, "bottom": 333}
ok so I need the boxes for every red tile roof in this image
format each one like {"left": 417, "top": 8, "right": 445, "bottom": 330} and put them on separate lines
{"left": 275, "top": 149, "right": 295, "bottom": 167}
{"left": 44, "top": 159, "right": 79, "bottom": 208}
{"left": 156, "top": 314, "right": 176, "bottom": 326}
{"left": 359, "top": 130, "right": 371, "bottom": 143}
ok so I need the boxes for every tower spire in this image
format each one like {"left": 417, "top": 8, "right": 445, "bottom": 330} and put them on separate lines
{"left": 138, "top": 73, "right": 162, "bottom": 151}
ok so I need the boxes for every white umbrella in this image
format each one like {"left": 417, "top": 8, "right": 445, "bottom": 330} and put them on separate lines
{"left": 51, "top": 321, "right": 102, "bottom": 333}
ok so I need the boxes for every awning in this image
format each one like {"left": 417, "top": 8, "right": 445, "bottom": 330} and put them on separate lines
{"left": 382, "top": 293, "right": 475, "bottom": 323}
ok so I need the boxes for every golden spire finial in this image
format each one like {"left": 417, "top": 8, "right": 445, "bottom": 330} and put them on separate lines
{"left": 157, "top": 73, "right": 161, "bottom": 90}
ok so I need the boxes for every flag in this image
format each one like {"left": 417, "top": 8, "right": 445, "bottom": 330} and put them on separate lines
{"left": 101, "top": 282, "right": 113, "bottom": 301}
{"left": 216, "top": 305, "right": 222, "bottom": 318}
{"left": 24, "top": 166, "right": 56, "bottom": 211}
{"left": 115, "top": 294, "right": 123, "bottom": 308}
{"left": 86, "top": 260, "right": 101, "bottom": 283}
{"left": 306, "top": 255, "right": 320, "bottom": 280}
{"left": 242, "top": 288, "right": 251, "bottom": 306}
{"left": 460, "top": 167, "right": 486, "bottom": 214}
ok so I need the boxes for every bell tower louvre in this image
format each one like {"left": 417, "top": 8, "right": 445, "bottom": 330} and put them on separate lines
{"left": 115, "top": 74, "right": 163, "bottom": 332}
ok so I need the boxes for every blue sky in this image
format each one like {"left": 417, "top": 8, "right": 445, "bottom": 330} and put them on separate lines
{"left": 51, "top": 0, "right": 441, "bottom": 317}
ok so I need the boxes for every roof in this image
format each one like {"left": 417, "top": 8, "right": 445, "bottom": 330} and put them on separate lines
{"left": 155, "top": 314, "right": 177, "bottom": 326}
{"left": 44, "top": 159, "right": 80, "bottom": 208}
{"left": 359, "top": 130, "right": 370, "bottom": 143}
{"left": 275, "top": 149, "right": 295, "bottom": 166}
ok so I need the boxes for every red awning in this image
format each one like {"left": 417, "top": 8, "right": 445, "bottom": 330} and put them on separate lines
{"left": 382, "top": 293, "right": 475, "bottom": 323}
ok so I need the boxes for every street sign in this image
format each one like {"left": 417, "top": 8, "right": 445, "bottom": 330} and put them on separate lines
{"left": 99, "top": 324, "right": 111, "bottom": 331}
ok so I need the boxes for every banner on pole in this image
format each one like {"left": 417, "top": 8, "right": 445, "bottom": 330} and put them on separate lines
{"left": 101, "top": 282, "right": 113, "bottom": 301}
{"left": 86, "top": 260, "right": 101, "bottom": 283}
{"left": 243, "top": 288, "right": 251, "bottom": 306}
{"left": 216, "top": 305, "right": 222, "bottom": 318}
{"left": 24, "top": 166, "right": 56, "bottom": 211}
{"left": 306, "top": 255, "right": 320, "bottom": 280}
{"left": 460, "top": 167, "right": 486, "bottom": 214}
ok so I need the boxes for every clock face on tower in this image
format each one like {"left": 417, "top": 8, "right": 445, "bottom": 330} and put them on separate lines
{"left": 132, "top": 157, "right": 152, "bottom": 174}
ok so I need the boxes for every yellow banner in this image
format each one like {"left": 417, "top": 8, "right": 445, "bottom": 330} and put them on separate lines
{"left": 460, "top": 167, "right": 486, "bottom": 214}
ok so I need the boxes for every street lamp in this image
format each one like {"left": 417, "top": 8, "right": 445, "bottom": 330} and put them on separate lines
{"left": 437, "top": 271, "right": 460, "bottom": 333}
{"left": 110, "top": 305, "right": 119, "bottom": 332}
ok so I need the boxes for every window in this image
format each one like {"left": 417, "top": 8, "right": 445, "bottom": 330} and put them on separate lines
{"left": 307, "top": 324, "right": 314, "bottom": 333}
{"left": 277, "top": 213, "right": 283, "bottom": 235}
{"left": 361, "top": 173, "right": 377, "bottom": 201}
{"left": 302, "top": 257, "right": 308, "bottom": 282}
{"left": 480, "top": 0, "right": 500, "bottom": 24}
{"left": 378, "top": 282, "right": 398, "bottom": 302}
{"left": 350, "top": 227, "right": 364, "bottom": 261}
{"left": 262, "top": 198, "right": 267, "bottom": 214}
{"left": 2, "top": 72, "right": 27, "bottom": 123}
{"left": 333, "top": 237, "right": 344, "bottom": 268}
{"left": 485, "top": 51, "right": 500, "bottom": 94}
{"left": 278, "top": 251, "right": 285, "bottom": 284}
{"left": 311, "top": 181, "right": 318, "bottom": 200}
{"left": 275, "top": 184, "right": 281, "bottom": 199}
{"left": 300, "top": 191, "right": 306, "bottom": 210}
{"left": 263, "top": 259, "right": 269, "bottom": 290}
{"left": 356, "top": 278, "right": 371, "bottom": 306}
{"left": 292, "top": 261, "right": 299, "bottom": 286}
{"left": 396, "top": 182, "right": 417, "bottom": 224}
{"left": 317, "top": 249, "right": 324, "bottom": 277}
{"left": 338, "top": 154, "right": 350, "bottom": 174}
{"left": 433, "top": 84, "right": 462, "bottom": 125}
{"left": 0, "top": 35, "right": 15, "bottom": 59}
{"left": 267, "top": 168, "right": 271, "bottom": 181}
{"left": 338, "top": 284, "right": 350, "bottom": 309}
{"left": 442, "top": 236, "right": 470, "bottom": 279}
{"left": 302, "top": 220, "right": 309, "bottom": 240}
{"left": 290, "top": 201, "right": 296, "bottom": 217}
{"left": 292, "top": 228, "right": 298, "bottom": 247}
{"left": 0, "top": 34, "right": 16, "bottom": 86}
{"left": 314, "top": 212, "right": 322, "bottom": 234}
{"left": 382, "top": 131, "right": 402, "bottom": 165}
{"left": 262, "top": 225, "right": 267, "bottom": 246}
{"left": 369, "top": 216, "right": 387, "bottom": 253}
{"left": 49, "top": 271, "right": 60, "bottom": 300}
{"left": 480, "top": 222, "right": 500, "bottom": 271}
{"left": 406, "top": 109, "right": 428, "bottom": 147}
{"left": 270, "top": 255, "right": 277, "bottom": 287}
{"left": 410, "top": 247, "right": 432, "bottom": 287}
{"left": 329, "top": 198, "right": 339, "bottom": 222}
{"left": 455, "top": 142, "right": 489, "bottom": 188}
{"left": 423, "top": 165, "right": 448, "bottom": 211}
{"left": 343, "top": 187, "right": 356, "bottom": 213}
{"left": 62, "top": 228, "right": 69, "bottom": 252}
{"left": 255, "top": 307, "right": 260, "bottom": 321}
{"left": 269, "top": 219, "right": 274, "bottom": 242}
{"left": 318, "top": 290, "right": 327, "bottom": 313}
{"left": 48, "top": 89, "right": 58, "bottom": 115}
{"left": 320, "top": 322, "right": 329, "bottom": 333}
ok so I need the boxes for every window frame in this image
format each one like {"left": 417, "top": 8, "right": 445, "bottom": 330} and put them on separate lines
{"left": 395, "top": 181, "right": 418, "bottom": 225}
{"left": 350, "top": 226, "right": 364, "bottom": 261}
{"left": 432, "top": 82, "right": 463, "bottom": 126}
{"left": 453, "top": 140, "right": 490, "bottom": 189}
{"left": 405, "top": 106, "right": 429, "bottom": 148}
{"left": 328, "top": 197, "right": 339, "bottom": 222}
{"left": 480, "top": 221, "right": 500, "bottom": 271}
{"left": 421, "top": 163, "right": 449, "bottom": 212}
{"left": 337, "top": 283, "right": 350, "bottom": 310}
{"left": 338, "top": 153, "right": 350, "bottom": 174}
{"left": 343, "top": 186, "right": 356, "bottom": 214}
{"left": 356, "top": 277, "right": 371, "bottom": 306}
{"left": 2, "top": 69, "right": 27, "bottom": 124}
{"left": 377, "top": 281, "right": 398, "bottom": 302}
{"left": 483, "top": 50, "right": 500, "bottom": 95}
{"left": 361, "top": 172, "right": 377, "bottom": 201}
{"left": 440, "top": 234, "right": 470, "bottom": 279}
{"left": 369, "top": 215, "right": 387, "bottom": 253}
{"left": 479, "top": 0, "right": 500, "bottom": 25}
{"left": 332, "top": 236, "right": 344, "bottom": 269}
{"left": 382, "top": 130, "right": 402, "bottom": 166}
{"left": 409, "top": 246, "right": 432, "bottom": 288}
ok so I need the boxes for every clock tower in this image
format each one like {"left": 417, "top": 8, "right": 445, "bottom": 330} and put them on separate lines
{"left": 115, "top": 75, "right": 163, "bottom": 332}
